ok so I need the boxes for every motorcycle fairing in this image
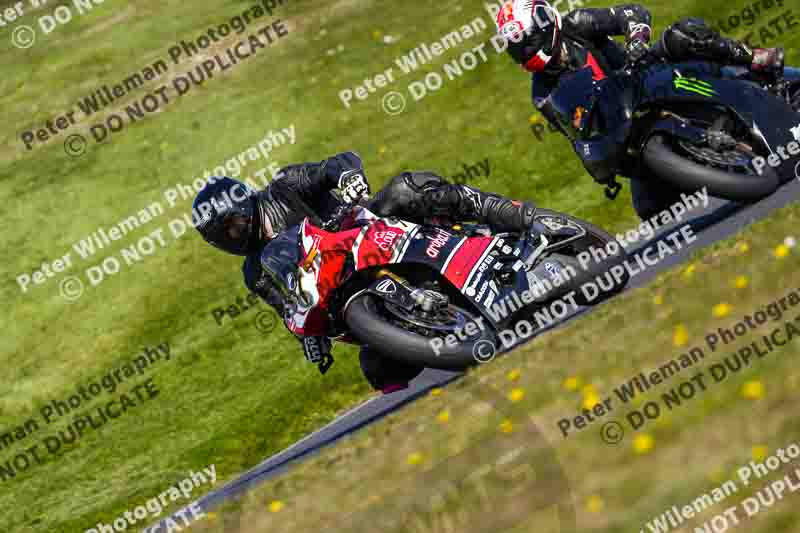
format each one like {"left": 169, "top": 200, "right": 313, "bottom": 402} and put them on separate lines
{"left": 553, "top": 60, "right": 800, "bottom": 182}
{"left": 639, "top": 62, "right": 800, "bottom": 179}
{"left": 297, "top": 208, "right": 545, "bottom": 329}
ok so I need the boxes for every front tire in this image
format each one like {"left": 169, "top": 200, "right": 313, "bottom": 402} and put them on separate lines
{"left": 345, "top": 293, "right": 496, "bottom": 371}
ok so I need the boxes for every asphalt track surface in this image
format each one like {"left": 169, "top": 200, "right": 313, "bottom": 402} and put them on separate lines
{"left": 144, "top": 178, "right": 800, "bottom": 532}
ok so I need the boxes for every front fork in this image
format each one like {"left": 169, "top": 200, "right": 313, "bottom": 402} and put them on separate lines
{"left": 375, "top": 269, "right": 449, "bottom": 312}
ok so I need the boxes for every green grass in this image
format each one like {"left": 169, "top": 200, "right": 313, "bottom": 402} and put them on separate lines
{"left": 1, "top": 0, "right": 798, "bottom": 531}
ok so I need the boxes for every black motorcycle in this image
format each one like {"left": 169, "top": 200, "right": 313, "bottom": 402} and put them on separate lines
{"left": 547, "top": 57, "right": 800, "bottom": 218}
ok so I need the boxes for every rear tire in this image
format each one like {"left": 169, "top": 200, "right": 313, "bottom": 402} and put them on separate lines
{"left": 533, "top": 209, "right": 629, "bottom": 305}
{"left": 642, "top": 134, "right": 779, "bottom": 201}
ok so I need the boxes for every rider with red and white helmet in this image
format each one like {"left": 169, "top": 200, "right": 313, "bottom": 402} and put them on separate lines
{"left": 495, "top": 1, "right": 784, "bottom": 214}
{"left": 496, "top": 1, "right": 783, "bottom": 78}
{"left": 497, "top": 1, "right": 653, "bottom": 79}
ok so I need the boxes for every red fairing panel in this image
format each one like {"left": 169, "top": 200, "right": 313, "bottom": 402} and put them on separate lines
{"left": 286, "top": 216, "right": 413, "bottom": 336}
{"left": 284, "top": 221, "right": 360, "bottom": 337}
{"left": 442, "top": 237, "right": 494, "bottom": 289}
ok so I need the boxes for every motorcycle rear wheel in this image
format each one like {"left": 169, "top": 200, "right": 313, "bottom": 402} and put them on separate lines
{"left": 533, "top": 208, "right": 629, "bottom": 305}
{"left": 642, "top": 134, "right": 780, "bottom": 201}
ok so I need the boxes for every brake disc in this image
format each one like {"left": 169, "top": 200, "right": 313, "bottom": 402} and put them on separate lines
{"left": 677, "top": 139, "right": 753, "bottom": 171}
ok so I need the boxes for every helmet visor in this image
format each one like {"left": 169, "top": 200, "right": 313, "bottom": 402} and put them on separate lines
{"left": 224, "top": 214, "right": 252, "bottom": 242}
{"left": 206, "top": 203, "right": 256, "bottom": 256}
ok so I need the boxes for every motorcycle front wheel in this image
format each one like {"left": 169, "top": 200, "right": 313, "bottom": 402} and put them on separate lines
{"left": 344, "top": 292, "right": 497, "bottom": 371}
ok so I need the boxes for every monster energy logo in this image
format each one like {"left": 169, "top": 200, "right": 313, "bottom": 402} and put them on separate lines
{"left": 674, "top": 77, "right": 716, "bottom": 97}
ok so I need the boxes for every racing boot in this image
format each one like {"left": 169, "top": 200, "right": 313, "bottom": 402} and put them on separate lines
{"left": 359, "top": 347, "right": 423, "bottom": 394}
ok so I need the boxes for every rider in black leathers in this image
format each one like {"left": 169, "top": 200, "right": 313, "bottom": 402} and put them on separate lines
{"left": 193, "top": 152, "right": 538, "bottom": 392}
{"left": 495, "top": 1, "right": 785, "bottom": 216}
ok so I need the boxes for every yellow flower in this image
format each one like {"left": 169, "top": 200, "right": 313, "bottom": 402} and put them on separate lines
{"left": 372, "top": 30, "right": 382, "bottom": 39}
{"left": 378, "top": 145, "right": 387, "bottom": 155}
{"left": 583, "top": 393, "right": 601, "bottom": 410}
{"left": 712, "top": 303, "right": 732, "bottom": 318}
{"left": 529, "top": 113, "right": 545, "bottom": 125}
{"left": 752, "top": 445, "right": 769, "bottom": 461}
{"left": 269, "top": 501, "right": 284, "bottom": 513}
{"left": 741, "top": 381, "right": 764, "bottom": 400}
{"left": 581, "top": 384, "right": 600, "bottom": 409}
{"left": 682, "top": 264, "right": 696, "bottom": 278}
{"left": 775, "top": 244, "right": 790, "bottom": 258}
{"left": 586, "top": 495, "right": 605, "bottom": 513}
{"left": 499, "top": 419, "right": 514, "bottom": 433}
{"left": 673, "top": 324, "right": 689, "bottom": 347}
{"left": 206, "top": 512, "right": 218, "bottom": 521}
{"left": 508, "top": 388, "right": 526, "bottom": 402}
{"left": 708, "top": 469, "right": 726, "bottom": 484}
{"left": 633, "top": 433, "right": 655, "bottom": 454}
{"left": 407, "top": 452, "right": 424, "bottom": 465}
{"left": 430, "top": 388, "right": 443, "bottom": 397}
{"left": 737, "top": 242, "right": 750, "bottom": 254}
{"left": 563, "top": 376, "right": 581, "bottom": 391}
{"left": 437, "top": 410, "right": 450, "bottom": 423}
{"left": 734, "top": 276, "right": 749, "bottom": 289}
{"left": 653, "top": 292, "right": 664, "bottom": 305}
{"left": 507, "top": 369, "right": 521, "bottom": 382}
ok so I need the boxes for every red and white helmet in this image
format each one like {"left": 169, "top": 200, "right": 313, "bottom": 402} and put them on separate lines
{"left": 496, "top": 0, "right": 563, "bottom": 72}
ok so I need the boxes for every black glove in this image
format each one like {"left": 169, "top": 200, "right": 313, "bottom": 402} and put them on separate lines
{"left": 626, "top": 22, "right": 652, "bottom": 45}
{"left": 321, "top": 151, "right": 371, "bottom": 204}
{"left": 625, "top": 22, "right": 652, "bottom": 66}
{"left": 338, "top": 168, "right": 370, "bottom": 204}
{"left": 302, "top": 336, "right": 334, "bottom": 374}
{"left": 626, "top": 38, "right": 651, "bottom": 66}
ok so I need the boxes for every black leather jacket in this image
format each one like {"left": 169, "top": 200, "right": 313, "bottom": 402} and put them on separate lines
{"left": 531, "top": 5, "right": 651, "bottom": 107}
{"left": 532, "top": 6, "right": 754, "bottom": 108}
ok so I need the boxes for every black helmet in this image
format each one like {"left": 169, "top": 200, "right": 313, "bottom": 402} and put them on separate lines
{"left": 193, "top": 177, "right": 260, "bottom": 256}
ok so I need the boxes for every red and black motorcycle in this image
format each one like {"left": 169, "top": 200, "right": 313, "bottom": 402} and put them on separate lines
{"left": 262, "top": 202, "right": 629, "bottom": 372}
